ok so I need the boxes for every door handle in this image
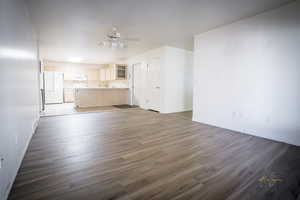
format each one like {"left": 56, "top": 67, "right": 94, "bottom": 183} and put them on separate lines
{"left": 155, "top": 86, "right": 160, "bottom": 89}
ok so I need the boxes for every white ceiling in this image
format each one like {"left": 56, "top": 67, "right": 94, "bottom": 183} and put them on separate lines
{"left": 27, "top": 0, "right": 293, "bottom": 64}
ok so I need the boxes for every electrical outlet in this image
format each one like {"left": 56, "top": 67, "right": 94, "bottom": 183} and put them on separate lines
{"left": 15, "top": 135, "right": 18, "bottom": 145}
{"left": 0, "top": 155, "right": 4, "bottom": 169}
{"left": 232, "top": 111, "right": 237, "bottom": 118}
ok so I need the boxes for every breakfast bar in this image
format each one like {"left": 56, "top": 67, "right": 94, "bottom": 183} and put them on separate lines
{"left": 74, "top": 88, "right": 129, "bottom": 108}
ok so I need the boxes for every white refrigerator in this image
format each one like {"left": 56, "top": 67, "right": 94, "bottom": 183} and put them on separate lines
{"left": 44, "top": 71, "right": 64, "bottom": 104}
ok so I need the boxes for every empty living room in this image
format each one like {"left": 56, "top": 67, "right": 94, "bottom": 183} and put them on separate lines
{"left": 1, "top": 0, "right": 300, "bottom": 199}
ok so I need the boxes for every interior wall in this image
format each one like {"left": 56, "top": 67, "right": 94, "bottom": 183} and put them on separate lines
{"left": 163, "top": 46, "right": 193, "bottom": 113}
{"left": 128, "top": 46, "right": 193, "bottom": 113}
{"left": 193, "top": 1, "right": 300, "bottom": 146}
{"left": 0, "top": 0, "right": 40, "bottom": 199}
{"left": 128, "top": 47, "right": 166, "bottom": 110}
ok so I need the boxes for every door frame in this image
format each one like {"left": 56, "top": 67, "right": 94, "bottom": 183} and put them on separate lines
{"left": 146, "top": 57, "right": 161, "bottom": 112}
{"left": 131, "top": 63, "right": 142, "bottom": 106}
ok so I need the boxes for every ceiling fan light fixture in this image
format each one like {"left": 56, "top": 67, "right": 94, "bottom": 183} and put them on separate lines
{"left": 99, "top": 27, "right": 130, "bottom": 49}
{"left": 100, "top": 40, "right": 127, "bottom": 49}
{"left": 111, "top": 41, "right": 118, "bottom": 48}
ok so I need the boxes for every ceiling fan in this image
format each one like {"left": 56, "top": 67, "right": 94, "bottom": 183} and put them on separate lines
{"left": 99, "top": 27, "right": 139, "bottom": 49}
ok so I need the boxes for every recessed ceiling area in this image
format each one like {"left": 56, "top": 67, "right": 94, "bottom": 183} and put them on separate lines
{"left": 27, "top": 0, "right": 293, "bottom": 64}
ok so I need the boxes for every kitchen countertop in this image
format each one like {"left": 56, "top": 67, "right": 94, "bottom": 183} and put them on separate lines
{"left": 75, "top": 88, "right": 129, "bottom": 90}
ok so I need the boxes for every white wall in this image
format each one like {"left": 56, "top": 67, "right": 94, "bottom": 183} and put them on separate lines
{"left": 193, "top": 1, "right": 300, "bottom": 146}
{"left": 128, "top": 46, "right": 193, "bottom": 113}
{"left": 0, "top": 0, "right": 40, "bottom": 199}
{"left": 128, "top": 47, "right": 166, "bottom": 110}
{"left": 163, "top": 46, "right": 193, "bottom": 113}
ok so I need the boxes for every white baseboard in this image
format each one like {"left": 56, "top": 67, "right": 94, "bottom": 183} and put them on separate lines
{"left": 161, "top": 107, "right": 193, "bottom": 114}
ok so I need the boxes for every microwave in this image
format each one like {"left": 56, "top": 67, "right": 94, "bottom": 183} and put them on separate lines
{"left": 116, "top": 65, "right": 127, "bottom": 79}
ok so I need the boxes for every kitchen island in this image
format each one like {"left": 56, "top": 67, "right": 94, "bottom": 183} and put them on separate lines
{"left": 74, "top": 88, "right": 129, "bottom": 108}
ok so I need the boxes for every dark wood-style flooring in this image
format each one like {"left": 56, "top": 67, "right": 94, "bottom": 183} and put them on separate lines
{"left": 9, "top": 109, "right": 300, "bottom": 200}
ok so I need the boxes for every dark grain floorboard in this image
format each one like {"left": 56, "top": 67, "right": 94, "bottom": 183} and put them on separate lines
{"left": 8, "top": 109, "right": 300, "bottom": 200}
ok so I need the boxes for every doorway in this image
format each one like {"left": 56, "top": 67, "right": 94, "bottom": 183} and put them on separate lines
{"left": 147, "top": 58, "right": 161, "bottom": 112}
{"left": 132, "top": 58, "right": 161, "bottom": 112}
{"left": 132, "top": 63, "right": 144, "bottom": 107}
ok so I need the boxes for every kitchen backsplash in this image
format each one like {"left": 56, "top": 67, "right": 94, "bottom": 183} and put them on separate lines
{"left": 107, "top": 80, "right": 129, "bottom": 88}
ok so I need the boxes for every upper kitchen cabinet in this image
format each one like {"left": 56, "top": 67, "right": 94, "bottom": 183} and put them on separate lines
{"left": 99, "top": 64, "right": 128, "bottom": 81}
{"left": 87, "top": 69, "right": 99, "bottom": 81}
{"left": 99, "top": 68, "right": 105, "bottom": 81}
{"left": 63, "top": 72, "right": 74, "bottom": 81}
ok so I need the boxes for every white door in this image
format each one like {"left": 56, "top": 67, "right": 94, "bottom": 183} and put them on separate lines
{"left": 45, "top": 71, "right": 64, "bottom": 104}
{"left": 147, "top": 58, "right": 161, "bottom": 111}
{"left": 132, "top": 63, "right": 144, "bottom": 106}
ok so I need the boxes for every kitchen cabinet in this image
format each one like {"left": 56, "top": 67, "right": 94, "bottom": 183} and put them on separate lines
{"left": 105, "top": 68, "right": 111, "bottom": 81}
{"left": 64, "top": 72, "right": 74, "bottom": 81}
{"left": 99, "top": 68, "right": 106, "bottom": 81}
{"left": 110, "top": 65, "right": 116, "bottom": 80}
{"left": 87, "top": 70, "right": 98, "bottom": 81}
{"left": 99, "top": 64, "right": 127, "bottom": 81}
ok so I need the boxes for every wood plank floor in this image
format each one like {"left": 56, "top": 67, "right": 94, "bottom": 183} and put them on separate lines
{"left": 41, "top": 103, "right": 121, "bottom": 117}
{"left": 9, "top": 109, "right": 300, "bottom": 200}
